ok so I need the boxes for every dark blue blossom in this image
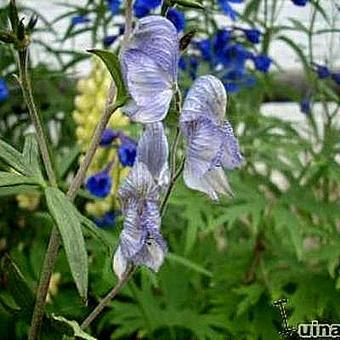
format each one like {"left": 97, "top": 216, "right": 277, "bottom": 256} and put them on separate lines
{"left": 180, "top": 75, "right": 243, "bottom": 200}
{"left": 94, "top": 212, "right": 117, "bottom": 228}
{"left": 179, "top": 56, "right": 187, "bottom": 70}
{"left": 196, "top": 39, "right": 212, "bottom": 61}
{"left": 166, "top": 8, "right": 186, "bottom": 32}
{"left": 0, "top": 78, "right": 9, "bottom": 102}
{"left": 312, "top": 63, "right": 330, "bottom": 79}
{"left": 218, "top": 0, "right": 244, "bottom": 21}
{"left": 118, "top": 137, "right": 137, "bottom": 167}
{"left": 100, "top": 128, "right": 119, "bottom": 146}
{"left": 300, "top": 97, "right": 311, "bottom": 115}
{"left": 332, "top": 72, "right": 340, "bottom": 85}
{"left": 86, "top": 171, "right": 112, "bottom": 198}
{"left": 133, "top": 0, "right": 161, "bottom": 18}
{"left": 103, "top": 35, "right": 118, "bottom": 47}
{"left": 223, "top": 69, "right": 256, "bottom": 92}
{"left": 252, "top": 54, "right": 272, "bottom": 73}
{"left": 71, "top": 15, "right": 90, "bottom": 26}
{"left": 107, "top": 0, "right": 121, "bottom": 14}
{"left": 244, "top": 28, "right": 261, "bottom": 44}
{"left": 291, "top": 0, "right": 309, "bottom": 6}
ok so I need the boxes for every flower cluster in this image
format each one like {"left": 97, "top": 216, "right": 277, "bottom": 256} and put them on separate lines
{"left": 113, "top": 16, "right": 243, "bottom": 278}
{"left": 73, "top": 59, "right": 131, "bottom": 227}
{"left": 312, "top": 63, "right": 340, "bottom": 85}
{"left": 180, "top": 26, "right": 272, "bottom": 93}
{"left": 0, "top": 78, "right": 9, "bottom": 102}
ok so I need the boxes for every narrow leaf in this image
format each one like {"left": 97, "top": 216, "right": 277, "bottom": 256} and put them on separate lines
{"left": 0, "top": 171, "right": 40, "bottom": 187}
{"left": 45, "top": 187, "right": 88, "bottom": 300}
{"left": 0, "top": 139, "right": 27, "bottom": 174}
{"left": 88, "top": 49, "right": 128, "bottom": 103}
{"left": 2, "top": 254, "right": 35, "bottom": 311}
{"left": 51, "top": 314, "right": 96, "bottom": 340}
{"left": 22, "top": 134, "right": 44, "bottom": 181}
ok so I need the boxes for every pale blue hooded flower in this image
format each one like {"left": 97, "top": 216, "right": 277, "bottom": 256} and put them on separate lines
{"left": 137, "top": 122, "right": 169, "bottom": 188}
{"left": 180, "top": 75, "right": 243, "bottom": 200}
{"left": 120, "top": 16, "right": 179, "bottom": 123}
{"left": 113, "top": 124, "right": 169, "bottom": 278}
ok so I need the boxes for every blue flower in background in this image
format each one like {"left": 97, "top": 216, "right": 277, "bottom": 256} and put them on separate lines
{"left": 107, "top": 0, "right": 121, "bottom": 14}
{"left": 223, "top": 69, "right": 256, "bottom": 92}
{"left": 291, "top": 0, "right": 309, "bottom": 6}
{"left": 71, "top": 15, "right": 90, "bottom": 26}
{"left": 94, "top": 212, "right": 117, "bottom": 228}
{"left": 252, "top": 54, "right": 272, "bottom": 73}
{"left": 118, "top": 137, "right": 137, "bottom": 167}
{"left": 100, "top": 128, "right": 119, "bottom": 146}
{"left": 86, "top": 171, "right": 112, "bottom": 198}
{"left": 300, "top": 96, "right": 311, "bottom": 115}
{"left": 244, "top": 28, "right": 261, "bottom": 44}
{"left": 312, "top": 63, "right": 330, "bottom": 79}
{"left": 166, "top": 8, "right": 186, "bottom": 32}
{"left": 133, "top": 0, "right": 162, "bottom": 18}
{"left": 218, "top": 0, "right": 244, "bottom": 21}
{"left": 0, "top": 78, "right": 9, "bottom": 102}
{"left": 196, "top": 39, "right": 212, "bottom": 61}
{"left": 103, "top": 35, "right": 118, "bottom": 47}
{"left": 332, "top": 72, "right": 340, "bottom": 85}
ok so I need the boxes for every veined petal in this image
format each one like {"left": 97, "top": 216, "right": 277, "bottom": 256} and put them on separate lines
{"left": 121, "top": 49, "right": 173, "bottom": 123}
{"left": 113, "top": 246, "right": 128, "bottom": 280}
{"left": 184, "top": 164, "right": 233, "bottom": 200}
{"left": 137, "top": 123, "right": 169, "bottom": 187}
{"left": 118, "top": 162, "right": 158, "bottom": 209}
{"left": 126, "top": 15, "right": 179, "bottom": 82}
{"left": 181, "top": 75, "right": 227, "bottom": 124}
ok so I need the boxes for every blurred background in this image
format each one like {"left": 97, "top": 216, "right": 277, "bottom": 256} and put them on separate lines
{"left": 0, "top": 0, "right": 339, "bottom": 339}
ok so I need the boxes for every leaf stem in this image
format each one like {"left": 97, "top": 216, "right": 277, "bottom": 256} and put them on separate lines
{"left": 80, "top": 266, "right": 135, "bottom": 330}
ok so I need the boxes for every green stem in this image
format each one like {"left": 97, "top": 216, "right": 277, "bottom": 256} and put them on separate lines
{"left": 80, "top": 266, "right": 135, "bottom": 330}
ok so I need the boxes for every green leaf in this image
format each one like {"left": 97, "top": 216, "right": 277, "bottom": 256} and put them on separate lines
{"left": 88, "top": 49, "right": 128, "bottom": 104}
{"left": 0, "top": 171, "right": 40, "bottom": 187}
{"left": 22, "top": 134, "right": 44, "bottom": 181}
{"left": 2, "top": 254, "right": 35, "bottom": 312}
{"left": 167, "top": 253, "right": 213, "bottom": 278}
{"left": 51, "top": 314, "right": 96, "bottom": 340}
{"left": 234, "top": 283, "right": 264, "bottom": 316}
{"left": 0, "top": 139, "right": 28, "bottom": 175}
{"left": 173, "top": 0, "right": 204, "bottom": 10}
{"left": 45, "top": 187, "right": 88, "bottom": 300}
{"left": 56, "top": 146, "right": 80, "bottom": 178}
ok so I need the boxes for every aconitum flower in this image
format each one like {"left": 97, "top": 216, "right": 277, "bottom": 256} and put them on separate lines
{"left": 113, "top": 162, "right": 167, "bottom": 279}
{"left": 71, "top": 15, "right": 90, "bottom": 26}
{"left": 107, "top": 0, "right": 121, "bottom": 14}
{"left": 166, "top": 8, "right": 186, "bottom": 32}
{"left": 244, "top": 28, "right": 261, "bottom": 44}
{"left": 252, "top": 54, "right": 272, "bottom": 73}
{"left": 218, "top": 0, "right": 244, "bottom": 21}
{"left": 86, "top": 171, "right": 112, "bottom": 198}
{"left": 100, "top": 128, "right": 119, "bottom": 146}
{"left": 120, "top": 16, "right": 179, "bottom": 123}
{"left": 137, "top": 123, "right": 169, "bottom": 187}
{"left": 291, "top": 0, "right": 309, "bottom": 6}
{"left": 180, "top": 75, "right": 243, "bottom": 200}
{"left": 0, "top": 78, "right": 9, "bottom": 101}
{"left": 118, "top": 137, "right": 137, "bottom": 167}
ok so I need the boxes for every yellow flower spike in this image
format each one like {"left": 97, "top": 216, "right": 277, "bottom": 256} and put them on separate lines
{"left": 16, "top": 192, "right": 41, "bottom": 211}
{"left": 73, "top": 58, "right": 133, "bottom": 220}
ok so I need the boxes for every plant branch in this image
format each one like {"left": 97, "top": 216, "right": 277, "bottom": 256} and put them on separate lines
{"left": 80, "top": 266, "right": 136, "bottom": 330}
{"left": 123, "top": 0, "right": 133, "bottom": 46}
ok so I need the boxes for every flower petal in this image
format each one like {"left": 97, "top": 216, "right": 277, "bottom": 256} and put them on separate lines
{"left": 137, "top": 123, "right": 169, "bottom": 187}
{"left": 126, "top": 15, "right": 179, "bottom": 82}
{"left": 121, "top": 49, "right": 173, "bottom": 123}
{"left": 118, "top": 162, "right": 159, "bottom": 210}
{"left": 181, "top": 75, "right": 227, "bottom": 124}
{"left": 113, "top": 246, "right": 128, "bottom": 280}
